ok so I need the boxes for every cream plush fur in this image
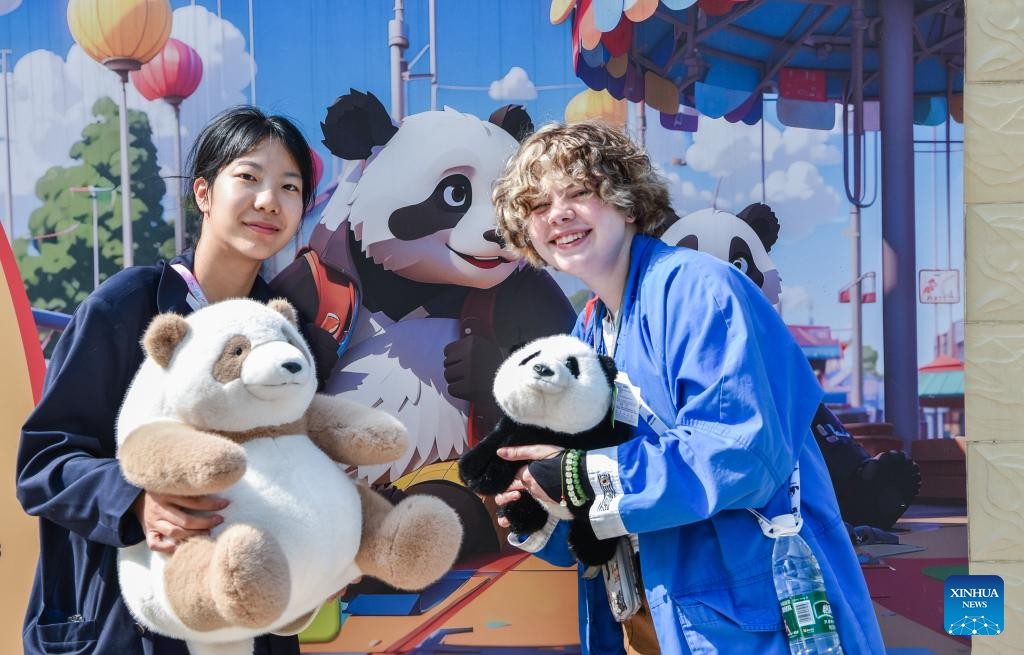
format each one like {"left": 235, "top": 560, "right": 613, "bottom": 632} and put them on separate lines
{"left": 116, "top": 298, "right": 462, "bottom": 655}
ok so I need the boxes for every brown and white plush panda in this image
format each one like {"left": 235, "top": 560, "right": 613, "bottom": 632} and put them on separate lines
{"left": 115, "top": 298, "right": 462, "bottom": 655}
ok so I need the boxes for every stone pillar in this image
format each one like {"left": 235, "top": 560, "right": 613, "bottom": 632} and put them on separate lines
{"left": 964, "top": 1, "right": 1024, "bottom": 649}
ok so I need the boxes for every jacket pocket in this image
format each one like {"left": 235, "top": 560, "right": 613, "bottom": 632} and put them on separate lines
{"left": 35, "top": 612, "right": 98, "bottom": 655}
{"left": 668, "top": 576, "right": 787, "bottom": 654}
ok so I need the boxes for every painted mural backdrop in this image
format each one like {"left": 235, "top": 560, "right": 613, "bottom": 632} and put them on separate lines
{"left": 0, "top": 1, "right": 964, "bottom": 653}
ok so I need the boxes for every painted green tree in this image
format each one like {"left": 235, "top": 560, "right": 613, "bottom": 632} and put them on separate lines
{"left": 14, "top": 97, "right": 173, "bottom": 312}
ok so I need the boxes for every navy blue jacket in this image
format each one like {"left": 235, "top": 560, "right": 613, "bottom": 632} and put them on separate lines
{"left": 16, "top": 253, "right": 300, "bottom": 655}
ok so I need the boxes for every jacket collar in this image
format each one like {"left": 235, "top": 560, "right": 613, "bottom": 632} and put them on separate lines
{"left": 156, "top": 250, "right": 275, "bottom": 315}
{"left": 589, "top": 233, "right": 660, "bottom": 353}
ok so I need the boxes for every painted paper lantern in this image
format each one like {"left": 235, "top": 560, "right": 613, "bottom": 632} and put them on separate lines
{"left": 565, "top": 89, "right": 627, "bottom": 127}
{"left": 132, "top": 38, "right": 203, "bottom": 106}
{"left": 67, "top": 0, "right": 172, "bottom": 68}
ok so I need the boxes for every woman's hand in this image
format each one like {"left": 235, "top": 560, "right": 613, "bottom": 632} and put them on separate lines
{"left": 132, "top": 491, "right": 228, "bottom": 554}
{"left": 494, "top": 445, "right": 564, "bottom": 528}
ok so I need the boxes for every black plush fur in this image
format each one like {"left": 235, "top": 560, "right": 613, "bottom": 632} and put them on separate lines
{"left": 459, "top": 356, "right": 632, "bottom": 567}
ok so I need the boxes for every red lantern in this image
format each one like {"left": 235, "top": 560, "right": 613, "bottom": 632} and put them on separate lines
{"left": 131, "top": 38, "right": 203, "bottom": 254}
{"left": 131, "top": 38, "right": 203, "bottom": 108}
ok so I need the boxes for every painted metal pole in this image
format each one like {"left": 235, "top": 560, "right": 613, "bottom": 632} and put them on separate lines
{"left": 849, "top": 204, "right": 863, "bottom": 408}
{"left": 173, "top": 102, "right": 185, "bottom": 253}
{"left": 90, "top": 190, "right": 99, "bottom": 289}
{"left": 880, "top": 0, "right": 919, "bottom": 446}
{"left": 849, "top": 0, "right": 865, "bottom": 408}
{"left": 248, "top": 0, "right": 256, "bottom": 106}
{"left": 429, "top": 0, "right": 438, "bottom": 111}
{"left": 1, "top": 49, "right": 12, "bottom": 241}
{"left": 635, "top": 100, "right": 646, "bottom": 147}
{"left": 117, "top": 73, "right": 134, "bottom": 268}
{"left": 389, "top": 0, "right": 408, "bottom": 120}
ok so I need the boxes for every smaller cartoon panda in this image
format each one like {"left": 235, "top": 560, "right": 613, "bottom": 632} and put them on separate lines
{"left": 660, "top": 203, "right": 782, "bottom": 304}
{"left": 459, "top": 335, "right": 632, "bottom": 566}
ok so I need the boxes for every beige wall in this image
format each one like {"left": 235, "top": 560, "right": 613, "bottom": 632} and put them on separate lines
{"left": 964, "top": 1, "right": 1024, "bottom": 650}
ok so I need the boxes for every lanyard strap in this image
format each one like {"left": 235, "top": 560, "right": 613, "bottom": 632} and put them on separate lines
{"left": 589, "top": 299, "right": 803, "bottom": 540}
{"left": 171, "top": 263, "right": 210, "bottom": 309}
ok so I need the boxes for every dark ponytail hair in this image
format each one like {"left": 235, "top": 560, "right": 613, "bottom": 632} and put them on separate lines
{"left": 187, "top": 106, "right": 316, "bottom": 215}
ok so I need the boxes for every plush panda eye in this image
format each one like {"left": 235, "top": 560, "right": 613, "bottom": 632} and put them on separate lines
{"left": 437, "top": 174, "right": 472, "bottom": 211}
{"left": 565, "top": 356, "right": 580, "bottom": 378}
{"left": 731, "top": 255, "right": 750, "bottom": 273}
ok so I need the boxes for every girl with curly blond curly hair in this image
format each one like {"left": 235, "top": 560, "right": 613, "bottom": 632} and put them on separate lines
{"left": 490, "top": 121, "right": 883, "bottom": 654}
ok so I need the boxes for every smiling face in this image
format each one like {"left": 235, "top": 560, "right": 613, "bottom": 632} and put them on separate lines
{"left": 194, "top": 137, "right": 305, "bottom": 265}
{"left": 526, "top": 175, "right": 636, "bottom": 295}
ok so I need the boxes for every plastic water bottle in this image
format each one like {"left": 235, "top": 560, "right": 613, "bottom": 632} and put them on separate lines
{"left": 772, "top": 533, "right": 844, "bottom": 654}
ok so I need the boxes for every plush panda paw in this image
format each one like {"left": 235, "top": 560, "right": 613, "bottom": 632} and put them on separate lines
{"left": 843, "top": 450, "right": 922, "bottom": 530}
{"left": 497, "top": 496, "right": 549, "bottom": 534}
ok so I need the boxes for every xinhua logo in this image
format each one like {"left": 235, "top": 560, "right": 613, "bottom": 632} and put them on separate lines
{"left": 944, "top": 574, "right": 1003, "bottom": 636}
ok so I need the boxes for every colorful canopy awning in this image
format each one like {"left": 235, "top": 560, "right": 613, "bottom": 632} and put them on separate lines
{"left": 553, "top": 0, "right": 964, "bottom": 131}
{"left": 788, "top": 324, "right": 841, "bottom": 361}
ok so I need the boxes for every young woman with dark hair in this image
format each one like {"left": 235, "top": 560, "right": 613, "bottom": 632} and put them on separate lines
{"left": 16, "top": 106, "right": 316, "bottom": 655}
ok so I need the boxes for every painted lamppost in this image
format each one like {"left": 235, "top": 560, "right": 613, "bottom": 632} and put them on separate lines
{"left": 132, "top": 38, "right": 203, "bottom": 255}
{"left": 67, "top": 0, "right": 172, "bottom": 268}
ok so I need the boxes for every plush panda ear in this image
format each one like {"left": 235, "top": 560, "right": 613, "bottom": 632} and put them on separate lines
{"left": 736, "top": 203, "right": 780, "bottom": 252}
{"left": 489, "top": 105, "right": 534, "bottom": 142}
{"left": 268, "top": 298, "right": 299, "bottom": 327}
{"left": 598, "top": 354, "right": 618, "bottom": 386}
{"left": 321, "top": 90, "right": 399, "bottom": 160}
{"left": 142, "top": 313, "right": 190, "bottom": 369}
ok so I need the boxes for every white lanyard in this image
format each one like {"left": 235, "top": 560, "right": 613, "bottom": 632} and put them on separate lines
{"left": 171, "top": 263, "right": 210, "bottom": 310}
{"left": 591, "top": 301, "right": 802, "bottom": 540}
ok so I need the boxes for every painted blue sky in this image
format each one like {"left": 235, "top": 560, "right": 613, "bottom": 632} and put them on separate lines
{"left": 0, "top": 0, "right": 964, "bottom": 370}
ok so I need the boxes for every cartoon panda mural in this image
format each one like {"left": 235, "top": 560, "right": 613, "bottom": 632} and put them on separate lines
{"left": 272, "top": 91, "right": 575, "bottom": 500}
{"left": 662, "top": 202, "right": 922, "bottom": 532}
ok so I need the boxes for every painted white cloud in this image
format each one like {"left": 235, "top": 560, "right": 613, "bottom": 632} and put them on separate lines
{"left": 1, "top": 5, "right": 252, "bottom": 236}
{"left": 488, "top": 66, "right": 537, "bottom": 101}
{"left": 778, "top": 285, "right": 812, "bottom": 324}
{"left": 750, "top": 161, "right": 843, "bottom": 241}
{"left": 662, "top": 170, "right": 733, "bottom": 217}
{"left": 0, "top": 0, "right": 21, "bottom": 16}
{"left": 645, "top": 113, "right": 844, "bottom": 240}
{"left": 682, "top": 116, "right": 839, "bottom": 180}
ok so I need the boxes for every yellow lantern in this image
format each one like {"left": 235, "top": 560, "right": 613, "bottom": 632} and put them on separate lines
{"left": 67, "top": 0, "right": 172, "bottom": 71}
{"left": 565, "top": 89, "right": 627, "bottom": 128}
{"left": 66, "top": 0, "right": 172, "bottom": 268}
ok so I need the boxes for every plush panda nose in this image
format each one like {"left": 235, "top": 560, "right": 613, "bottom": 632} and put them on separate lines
{"left": 281, "top": 361, "right": 303, "bottom": 374}
{"left": 533, "top": 363, "right": 554, "bottom": 377}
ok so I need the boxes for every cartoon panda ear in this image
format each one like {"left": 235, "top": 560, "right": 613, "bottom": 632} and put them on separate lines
{"left": 489, "top": 105, "right": 534, "bottom": 142}
{"left": 321, "top": 90, "right": 399, "bottom": 160}
{"left": 268, "top": 298, "right": 299, "bottom": 327}
{"left": 142, "top": 313, "right": 190, "bottom": 369}
{"left": 598, "top": 354, "right": 618, "bottom": 386}
{"left": 736, "top": 203, "right": 780, "bottom": 252}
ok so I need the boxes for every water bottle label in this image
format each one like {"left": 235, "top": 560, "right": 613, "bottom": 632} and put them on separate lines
{"left": 780, "top": 590, "right": 837, "bottom": 640}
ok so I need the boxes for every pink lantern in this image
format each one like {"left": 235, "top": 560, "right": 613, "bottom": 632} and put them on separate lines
{"left": 132, "top": 38, "right": 203, "bottom": 254}
{"left": 131, "top": 38, "right": 203, "bottom": 108}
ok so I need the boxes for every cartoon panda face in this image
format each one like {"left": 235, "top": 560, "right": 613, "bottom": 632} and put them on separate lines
{"left": 335, "top": 109, "right": 522, "bottom": 290}
{"left": 492, "top": 335, "right": 617, "bottom": 435}
{"left": 661, "top": 207, "right": 783, "bottom": 304}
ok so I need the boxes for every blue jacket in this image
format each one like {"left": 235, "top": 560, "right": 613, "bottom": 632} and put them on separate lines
{"left": 15, "top": 253, "right": 299, "bottom": 655}
{"left": 524, "top": 235, "right": 884, "bottom": 654}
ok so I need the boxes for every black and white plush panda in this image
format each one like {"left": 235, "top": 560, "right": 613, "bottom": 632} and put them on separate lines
{"left": 662, "top": 202, "right": 922, "bottom": 532}
{"left": 459, "top": 335, "right": 632, "bottom": 567}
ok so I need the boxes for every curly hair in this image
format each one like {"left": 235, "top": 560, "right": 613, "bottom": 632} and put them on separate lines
{"left": 492, "top": 121, "right": 671, "bottom": 267}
